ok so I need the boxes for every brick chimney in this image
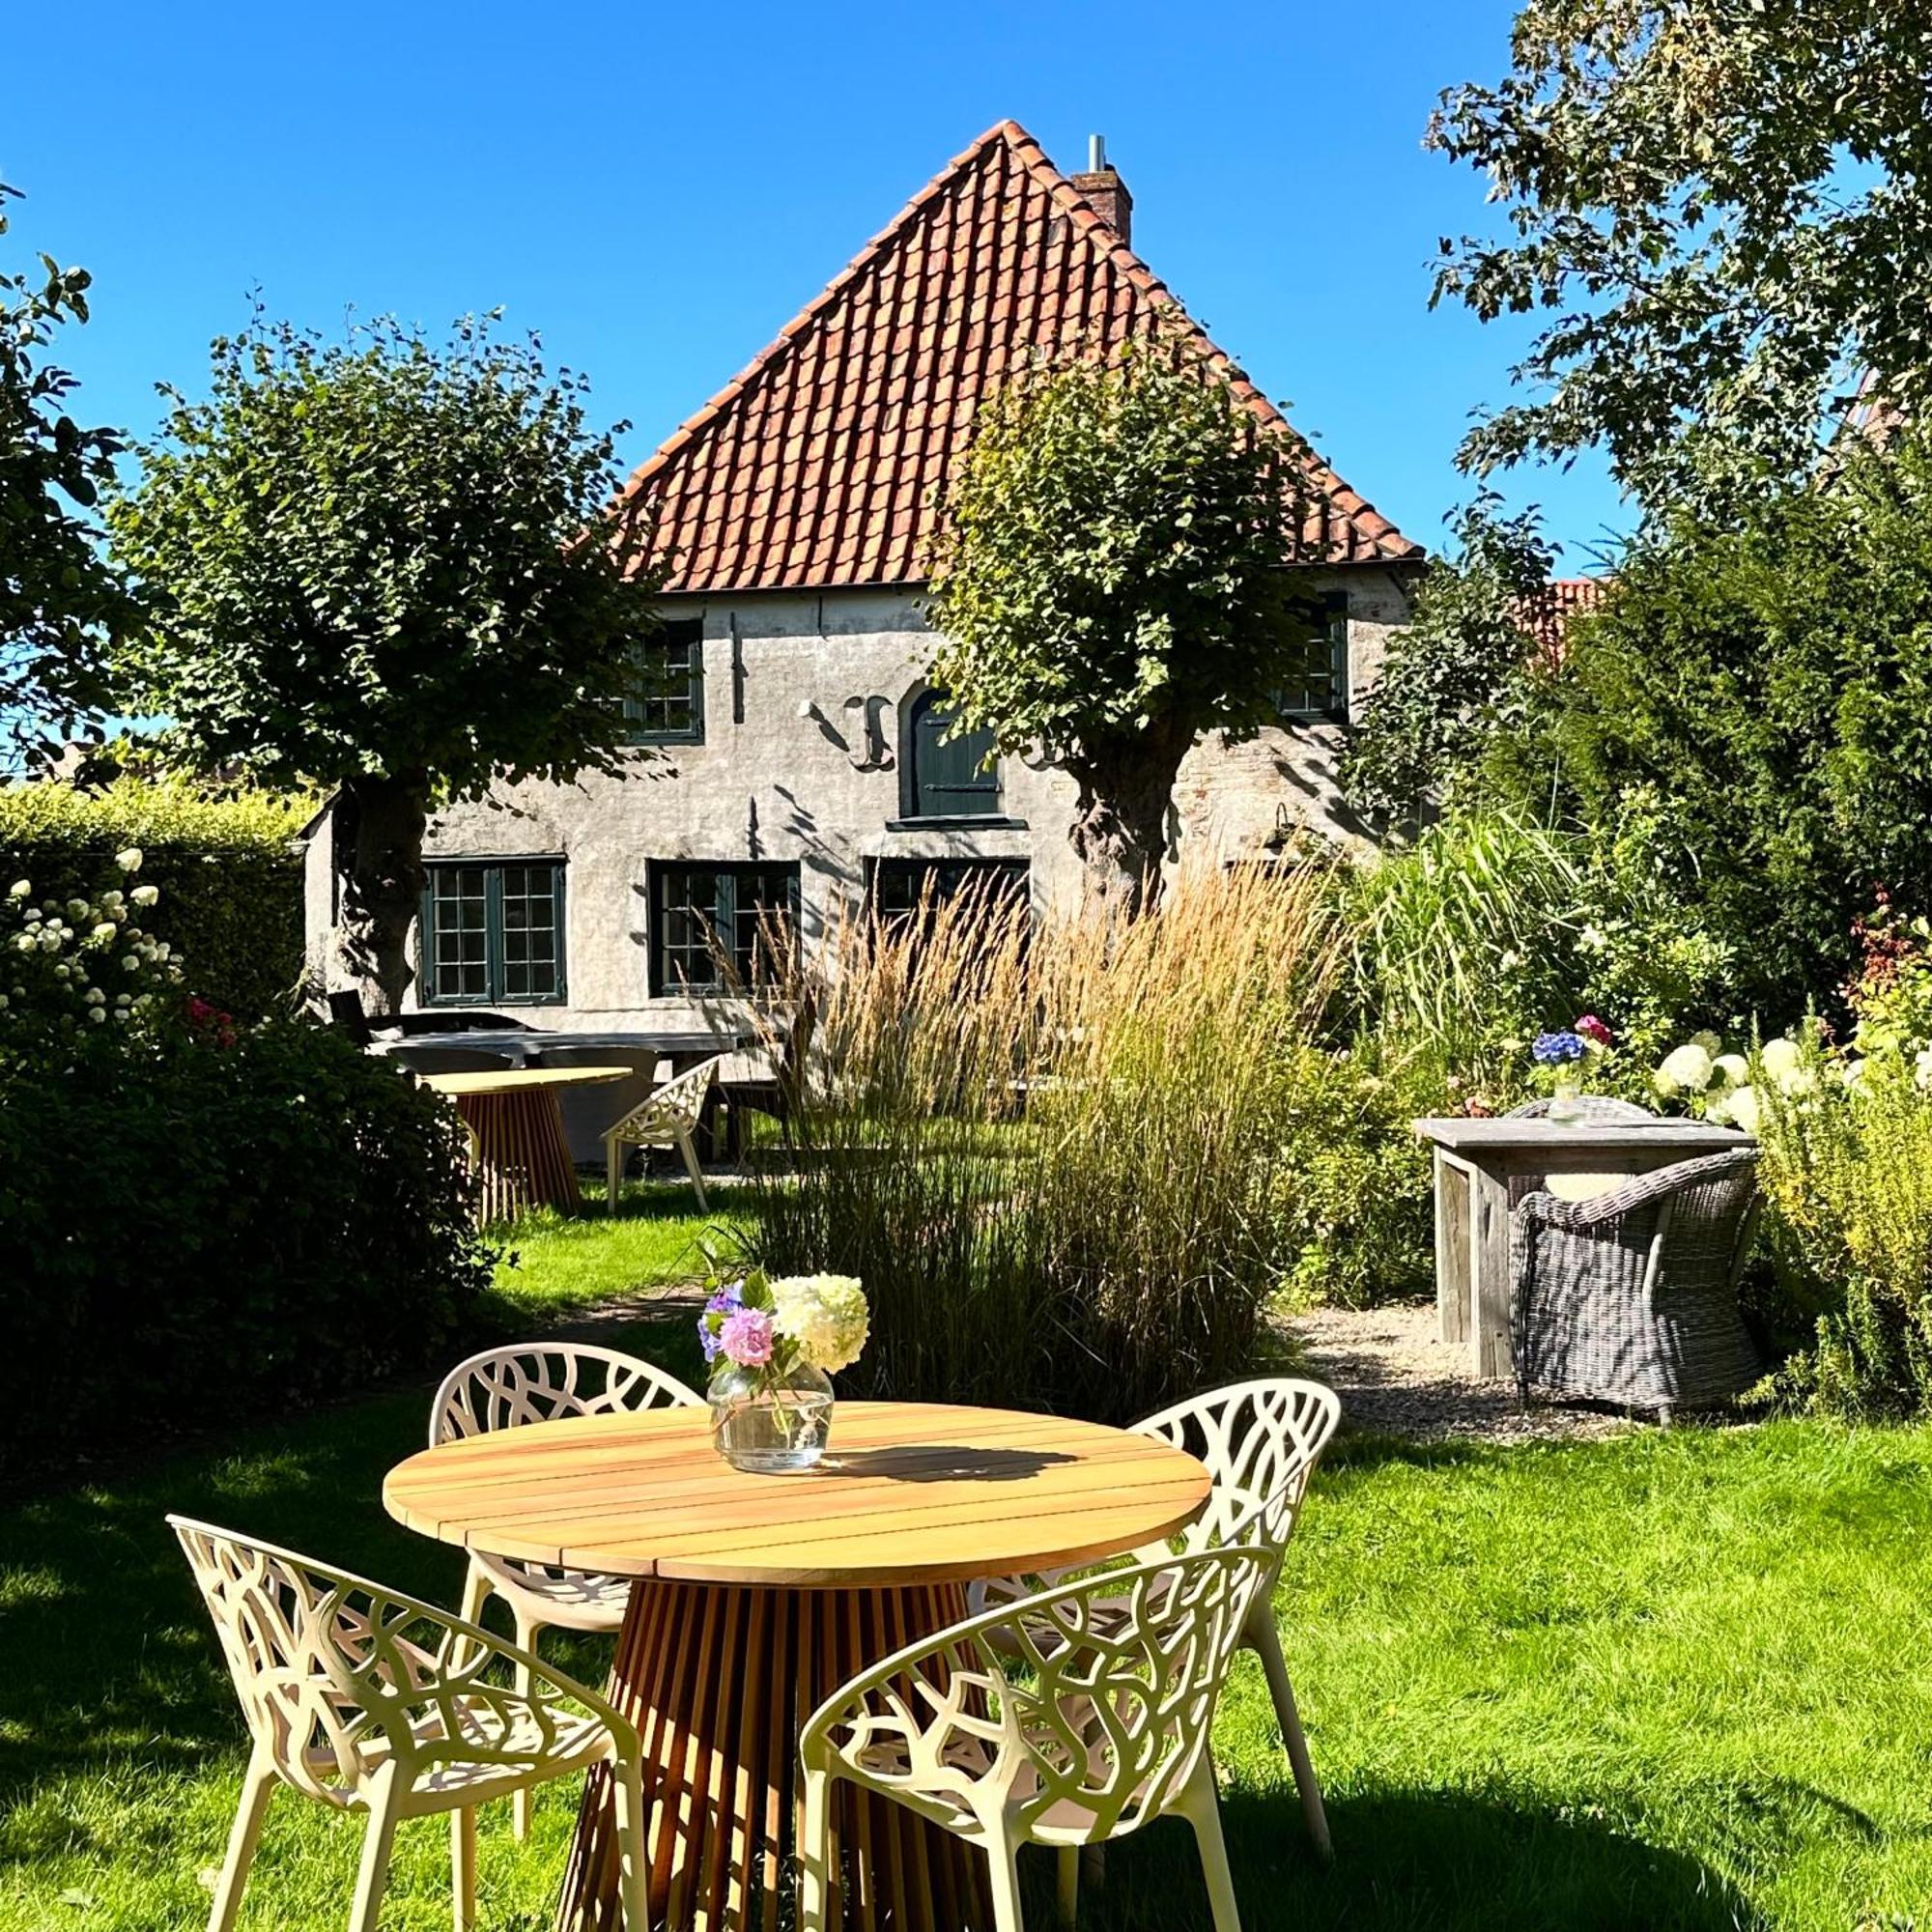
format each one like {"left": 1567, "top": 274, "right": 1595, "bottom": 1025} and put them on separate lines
{"left": 1071, "top": 133, "right": 1132, "bottom": 245}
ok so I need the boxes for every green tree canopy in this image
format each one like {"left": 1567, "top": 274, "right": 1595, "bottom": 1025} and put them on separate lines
{"left": 1432, "top": 0, "right": 1932, "bottom": 513}
{"left": 924, "top": 335, "right": 1328, "bottom": 910}
{"left": 107, "top": 312, "right": 664, "bottom": 1012}
{"left": 1486, "top": 429, "right": 1932, "bottom": 1020}
{"left": 0, "top": 178, "right": 128, "bottom": 767}
{"left": 1342, "top": 496, "right": 1557, "bottom": 829}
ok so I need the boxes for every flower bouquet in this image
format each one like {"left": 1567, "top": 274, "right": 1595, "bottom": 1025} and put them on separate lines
{"left": 698, "top": 1269, "right": 869, "bottom": 1473}
{"left": 1533, "top": 1014, "right": 1613, "bottom": 1122}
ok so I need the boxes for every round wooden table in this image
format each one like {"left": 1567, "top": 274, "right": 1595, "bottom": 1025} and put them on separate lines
{"left": 418, "top": 1065, "right": 632, "bottom": 1221}
{"left": 384, "top": 1401, "right": 1211, "bottom": 1932}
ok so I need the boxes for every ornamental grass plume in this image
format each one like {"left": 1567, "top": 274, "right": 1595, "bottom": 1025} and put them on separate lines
{"left": 734, "top": 858, "right": 1337, "bottom": 1424}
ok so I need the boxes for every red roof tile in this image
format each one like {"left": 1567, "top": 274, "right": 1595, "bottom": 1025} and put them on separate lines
{"left": 1517, "top": 577, "right": 1610, "bottom": 652}
{"left": 615, "top": 121, "right": 1421, "bottom": 595}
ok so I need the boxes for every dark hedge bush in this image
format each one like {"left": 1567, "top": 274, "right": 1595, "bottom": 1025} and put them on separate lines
{"left": 0, "top": 1018, "right": 490, "bottom": 1470}
{"left": 0, "top": 779, "right": 309, "bottom": 1021}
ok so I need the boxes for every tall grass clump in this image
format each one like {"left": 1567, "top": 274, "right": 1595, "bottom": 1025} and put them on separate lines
{"left": 743, "top": 863, "right": 1339, "bottom": 1423}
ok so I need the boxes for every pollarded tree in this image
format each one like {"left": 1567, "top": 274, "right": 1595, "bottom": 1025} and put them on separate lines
{"left": 0, "top": 177, "right": 129, "bottom": 767}
{"left": 924, "top": 337, "right": 1328, "bottom": 912}
{"left": 107, "top": 313, "right": 664, "bottom": 1013}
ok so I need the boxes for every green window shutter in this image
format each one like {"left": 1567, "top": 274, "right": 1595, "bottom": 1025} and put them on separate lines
{"left": 909, "top": 692, "right": 999, "bottom": 817}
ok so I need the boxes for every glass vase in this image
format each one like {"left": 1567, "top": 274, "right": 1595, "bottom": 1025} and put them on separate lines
{"left": 1548, "top": 1071, "right": 1584, "bottom": 1124}
{"left": 708, "top": 1360, "right": 836, "bottom": 1473}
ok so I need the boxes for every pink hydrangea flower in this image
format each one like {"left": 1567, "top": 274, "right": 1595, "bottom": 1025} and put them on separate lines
{"left": 718, "top": 1307, "right": 775, "bottom": 1367}
{"left": 1575, "top": 1014, "right": 1614, "bottom": 1049}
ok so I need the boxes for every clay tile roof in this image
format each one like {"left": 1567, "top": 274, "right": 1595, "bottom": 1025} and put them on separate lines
{"left": 1516, "top": 576, "right": 1610, "bottom": 652}
{"left": 614, "top": 120, "right": 1421, "bottom": 596}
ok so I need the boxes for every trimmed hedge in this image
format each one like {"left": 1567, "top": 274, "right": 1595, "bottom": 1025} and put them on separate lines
{"left": 0, "top": 780, "right": 310, "bottom": 1020}
{"left": 0, "top": 1018, "right": 491, "bottom": 1467}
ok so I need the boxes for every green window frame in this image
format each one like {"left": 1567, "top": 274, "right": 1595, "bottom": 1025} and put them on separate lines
{"left": 625, "top": 616, "right": 706, "bottom": 744}
{"left": 866, "top": 856, "right": 1030, "bottom": 923}
{"left": 419, "top": 859, "right": 567, "bottom": 1007}
{"left": 904, "top": 690, "right": 1001, "bottom": 818}
{"left": 1274, "top": 594, "right": 1350, "bottom": 723}
{"left": 649, "top": 860, "right": 801, "bottom": 996}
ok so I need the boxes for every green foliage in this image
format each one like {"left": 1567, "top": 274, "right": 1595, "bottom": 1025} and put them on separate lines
{"left": 0, "top": 1015, "right": 491, "bottom": 1464}
{"left": 105, "top": 311, "right": 661, "bottom": 798}
{"left": 1431, "top": 0, "right": 1932, "bottom": 513}
{"left": 925, "top": 335, "right": 1327, "bottom": 903}
{"left": 1342, "top": 496, "right": 1555, "bottom": 827}
{"left": 0, "top": 779, "right": 309, "bottom": 1018}
{"left": 0, "top": 178, "right": 129, "bottom": 765}
{"left": 1487, "top": 432, "right": 1932, "bottom": 1024}
{"left": 1337, "top": 809, "right": 1733, "bottom": 1091}
{"left": 1757, "top": 1042, "right": 1932, "bottom": 1418}
{"left": 1274, "top": 1044, "right": 1438, "bottom": 1309}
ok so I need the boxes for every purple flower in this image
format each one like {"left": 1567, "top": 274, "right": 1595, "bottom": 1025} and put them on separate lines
{"left": 1532, "top": 1030, "right": 1587, "bottom": 1066}
{"left": 697, "top": 1282, "right": 745, "bottom": 1362}
{"left": 718, "top": 1307, "right": 775, "bottom": 1367}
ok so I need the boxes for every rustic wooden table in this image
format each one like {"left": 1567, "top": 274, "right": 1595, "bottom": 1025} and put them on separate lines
{"left": 1413, "top": 1116, "right": 1754, "bottom": 1378}
{"left": 384, "top": 1401, "right": 1211, "bottom": 1932}
{"left": 418, "top": 1065, "right": 631, "bottom": 1220}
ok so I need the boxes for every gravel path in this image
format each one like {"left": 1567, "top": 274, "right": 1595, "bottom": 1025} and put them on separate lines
{"left": 1289, "top": 1301, "right": 1638, "bottom": 1444}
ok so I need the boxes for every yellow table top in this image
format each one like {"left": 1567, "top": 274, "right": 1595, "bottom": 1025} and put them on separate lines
{"left": 384, "top": 1401, "right": 1211, "bottom": 1587}
{"left": 417, "top": 1065, "right": 633, "bottom": 1097}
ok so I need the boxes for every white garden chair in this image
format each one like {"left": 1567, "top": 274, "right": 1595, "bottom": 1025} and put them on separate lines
{"left": 971, "top": 1378, "right": 1342, "bottom": 1859}
{"left": 429, "top": 1343, "right": 701, "bottom": 1836}
{"left": 603, "top": 1054, "right": 722, "bottom": 1212}
{"left": 169, "top": 1517, "right": 647, "bottom": 1932}
{"left": 801, "top": 1547, "right": 1274, "bottom": 1932}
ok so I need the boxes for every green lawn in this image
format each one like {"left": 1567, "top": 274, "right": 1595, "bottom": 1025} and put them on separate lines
{"left": 6, "top": 1303, "right": 1931, "bottom": 1932}
{"left": 482, "top": 1178, "right": 754, "bottom": 1322}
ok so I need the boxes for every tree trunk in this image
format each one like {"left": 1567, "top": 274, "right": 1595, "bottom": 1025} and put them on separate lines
{"left": 333, "top": 772, "right": 429, "bottom": 1019}
{"left": 1063, "top": 719, "right": 1195, "bottom": 918}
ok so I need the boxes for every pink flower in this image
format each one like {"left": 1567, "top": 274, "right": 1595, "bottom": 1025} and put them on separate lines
{"left": 718, "top": 1308, "right": 775, "bottom": 1367}
{"left": 1575, "top": 1014, "right": 1614, "bottom": 1049}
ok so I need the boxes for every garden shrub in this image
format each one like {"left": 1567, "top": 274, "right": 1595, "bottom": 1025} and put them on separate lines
{"left": 0, "top": 855, "right": 488, "bottom": 1469}
{"left": 0, "top": 777, "right": 310, "bottom": 1020}
{"left": 1483, "top": 428, "right": 1932, "bottom": 1025}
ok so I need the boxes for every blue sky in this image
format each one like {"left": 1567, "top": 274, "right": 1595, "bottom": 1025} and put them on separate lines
{"left": 6, "top": 0, "right": 1628, "bottom": 570}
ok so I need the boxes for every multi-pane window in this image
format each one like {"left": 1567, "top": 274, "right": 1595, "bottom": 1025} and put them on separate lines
{"left": 421, "top": 861, "right": 565, "bottom": 1006}
{"left": 905, "top": 691, "right": 1000, "bottom": 818}
{"left": 867, "top": 857, "right": 1030, "bottom": 926}
{"left": 650, "top": 861, "right": 801, "bottom": 995}
{"left": 1274, "top": 594, "right": 1350, "bottom": 722}
{"left": 624, "top": 617, "right": 705, "bottom": 743}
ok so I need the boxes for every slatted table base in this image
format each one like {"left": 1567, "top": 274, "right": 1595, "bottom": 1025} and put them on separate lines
{"left": 457, "top": 1088, "right": 582, "bottom": 1222}
{"left": 559, "top": 1577, "right": 991, "bottom": 1932}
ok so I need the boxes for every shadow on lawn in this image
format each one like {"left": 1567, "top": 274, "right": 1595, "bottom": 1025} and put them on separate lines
{"left": 1071, "top": 1785, "right": 1756, "bottom": 1932}
{"left": 0, "top": 1306, "right": 702, "bottom": 1817}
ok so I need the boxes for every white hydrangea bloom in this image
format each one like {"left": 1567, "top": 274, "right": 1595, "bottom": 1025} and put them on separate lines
{"left": 130, "top": 884, "right": 159, "bottom": 906}
{"left": 90, "top": 922, "right": 118, "bottom": 944}
{"left": 7, "top": 880, "right": 29, "bottom": 899}
{"left": 1713, "top": 1053, "right": 1750, "bottom": 1088}
{"left": 1758, "top": 1037, "right": 1802, "bottom": 1081}
{"left": 769, "top": 1273, "right": 869, "bottom": 1373}
{"left": 66, "top": 898, "right": 89, "bottom": 920}
{"left": 1725, "top": 1085, "right": 1761, "bottom": 1134}
{"left": 1660, "top": 1043, "right": 1715, "bottom": 1094}
{"left": 115, "top": 847, "right": 142, "bottom": 872}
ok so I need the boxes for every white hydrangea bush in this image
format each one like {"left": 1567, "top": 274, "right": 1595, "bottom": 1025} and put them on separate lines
{"left": 1, "top": 847, "right": 182, "bottom": 1040}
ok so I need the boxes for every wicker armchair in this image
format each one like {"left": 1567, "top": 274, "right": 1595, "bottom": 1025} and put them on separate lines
{"left": 1505, "top": 1096, "right": 1659, "bottom": 1123}
{"left": 1511, "top": 1148, "right": 1762, "bottom": 1416}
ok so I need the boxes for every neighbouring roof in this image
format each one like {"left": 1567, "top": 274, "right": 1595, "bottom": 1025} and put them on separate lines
{"left": 1517, "top": 577, "right": 1610, "bottom": 652}
{"left": 613, "top": 120, "right": 1421, "bottom": 597}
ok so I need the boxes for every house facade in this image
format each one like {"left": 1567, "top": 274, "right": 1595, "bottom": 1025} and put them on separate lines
{"left": 303, "top": 123, "right": 1422, "bottom": 1024}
